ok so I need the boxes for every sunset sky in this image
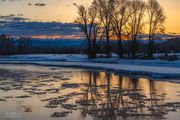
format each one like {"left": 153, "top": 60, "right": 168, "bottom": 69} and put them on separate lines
{"left": 0, "top": 0, "right": 180, "bottom": 34}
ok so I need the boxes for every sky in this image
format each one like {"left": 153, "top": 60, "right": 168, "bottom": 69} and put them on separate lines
{"left": 0, "top": 0, "right": 180, "bottom": 35}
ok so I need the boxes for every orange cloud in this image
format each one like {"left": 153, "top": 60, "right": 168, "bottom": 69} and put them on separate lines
{"left": 31, "top": 34, "right": 83, "bottom": 39}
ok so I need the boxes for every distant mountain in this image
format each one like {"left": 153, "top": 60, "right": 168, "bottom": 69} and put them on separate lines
{"left": 31, "top": 39, "right": 86, "bottom": 47}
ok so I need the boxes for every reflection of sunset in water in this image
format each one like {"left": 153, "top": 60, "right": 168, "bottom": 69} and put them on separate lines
{"left": 0, "top": 64, "right": 180, "bottom": 120}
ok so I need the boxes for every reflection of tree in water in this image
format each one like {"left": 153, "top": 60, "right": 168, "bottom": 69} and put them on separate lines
{"left": 78, "top": 72, "right": 170, "bottom": 120}
{"left": 148, "top": 80, "right": 167, "bottom": 118}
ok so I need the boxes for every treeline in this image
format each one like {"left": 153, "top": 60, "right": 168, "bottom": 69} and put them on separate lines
{"left": 158, "top": 37, "right": 180, "bottom": 53}
{"left": 75, "top": 0, "right": 166, "bottom": 59}
{"left": 0, "top": 33, "right": 179, "bottom": 57}
{"left": 0, "top": 34, "right": 82, "bottom": 55}
{"left": 0, "top": 34, "right": 32, "bottom": 55}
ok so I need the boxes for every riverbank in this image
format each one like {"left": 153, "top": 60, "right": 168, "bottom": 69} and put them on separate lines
{"left": 0, "top": 54, "right": 180, "bottom": 79}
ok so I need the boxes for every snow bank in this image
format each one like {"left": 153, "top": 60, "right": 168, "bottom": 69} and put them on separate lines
{"left": 0, "top": 54, "right": 180, "bottom": 79}
{"left": 0, "top": 54, "right": 87, "bottom": 62}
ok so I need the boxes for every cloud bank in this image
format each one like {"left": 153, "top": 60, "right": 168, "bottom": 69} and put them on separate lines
{"left": 0, "top": 15, "right": 82, "bottom": 39}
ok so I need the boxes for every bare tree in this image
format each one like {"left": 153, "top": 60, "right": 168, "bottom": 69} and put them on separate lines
{"left": 95, "top": 0, "right": 114, "bottom": 58}
{"left": 74, "top": 2, "right": 103, "bottom": 59}
{"left": 110, "top": 0, "right": 130, "bottom": 58}
{"left": 125, "top": 0, "right": 146, "bottom": 58}
{"left": 147, "top": 0, "right": 166, "bottom": 58}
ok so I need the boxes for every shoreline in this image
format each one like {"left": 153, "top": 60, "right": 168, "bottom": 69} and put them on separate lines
{"left": 0, "top": 60, "right": 180, "bottom": 80}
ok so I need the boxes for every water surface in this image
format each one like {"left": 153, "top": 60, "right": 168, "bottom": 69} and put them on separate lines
{"left": 0, "top": 64, "right": 180, "bottom": 120}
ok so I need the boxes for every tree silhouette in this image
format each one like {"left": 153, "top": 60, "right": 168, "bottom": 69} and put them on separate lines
{"left": 110, "top": 0, "right": 130, "bottom": 58}
{"left": 75, "top": 2, "right": 103, "bottom": 58}
{"left": 126, "top": 0, "right": 146, "bottom": 58}
{"left": 147, "top": 0, "right": 166, "bottom": 58}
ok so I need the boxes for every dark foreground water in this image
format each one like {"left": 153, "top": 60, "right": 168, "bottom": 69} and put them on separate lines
{"left": 0, "top": 64, "right": 180, "bottom": 120}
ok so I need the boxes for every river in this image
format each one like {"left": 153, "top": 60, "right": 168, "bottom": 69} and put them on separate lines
{"left": 0, "top": 64, "right": 180, "bottom": 120}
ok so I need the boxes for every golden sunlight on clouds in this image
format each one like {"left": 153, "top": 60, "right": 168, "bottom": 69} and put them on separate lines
{"left": 38, "top": 0, "right": 180, "bottom": 33}
{"left": 31, "top": 34, "right": 83, "bottom": 39}
{"left": 0, "top": 0, "right": 179, "bottom": 33}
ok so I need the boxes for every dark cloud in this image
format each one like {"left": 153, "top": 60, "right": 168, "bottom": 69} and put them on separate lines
{"left": 28, "top": 3, "right": 32, "bottom": 6}
{"left": 35, "top": 3, "right": 46, "bottom": 7}
{"left": 17, "top": 14, "right": 23, "bottom": 16}
{"left": 27, "top": 2, "right": 47, "bottom": 7}
{"left": 0, "top": 14, "right": 29, "bottom": 22}
{"left": 0, "top": 15, "right": 81, "bottom": 37}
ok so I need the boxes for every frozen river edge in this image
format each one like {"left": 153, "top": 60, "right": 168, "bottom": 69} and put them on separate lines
{"left": 0, "top": 60, "right": 180, "bottom": 80}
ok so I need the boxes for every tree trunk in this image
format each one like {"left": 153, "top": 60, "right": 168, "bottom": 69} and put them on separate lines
{"left": 118, "top": 37, "right": 123, "bottom": 58}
